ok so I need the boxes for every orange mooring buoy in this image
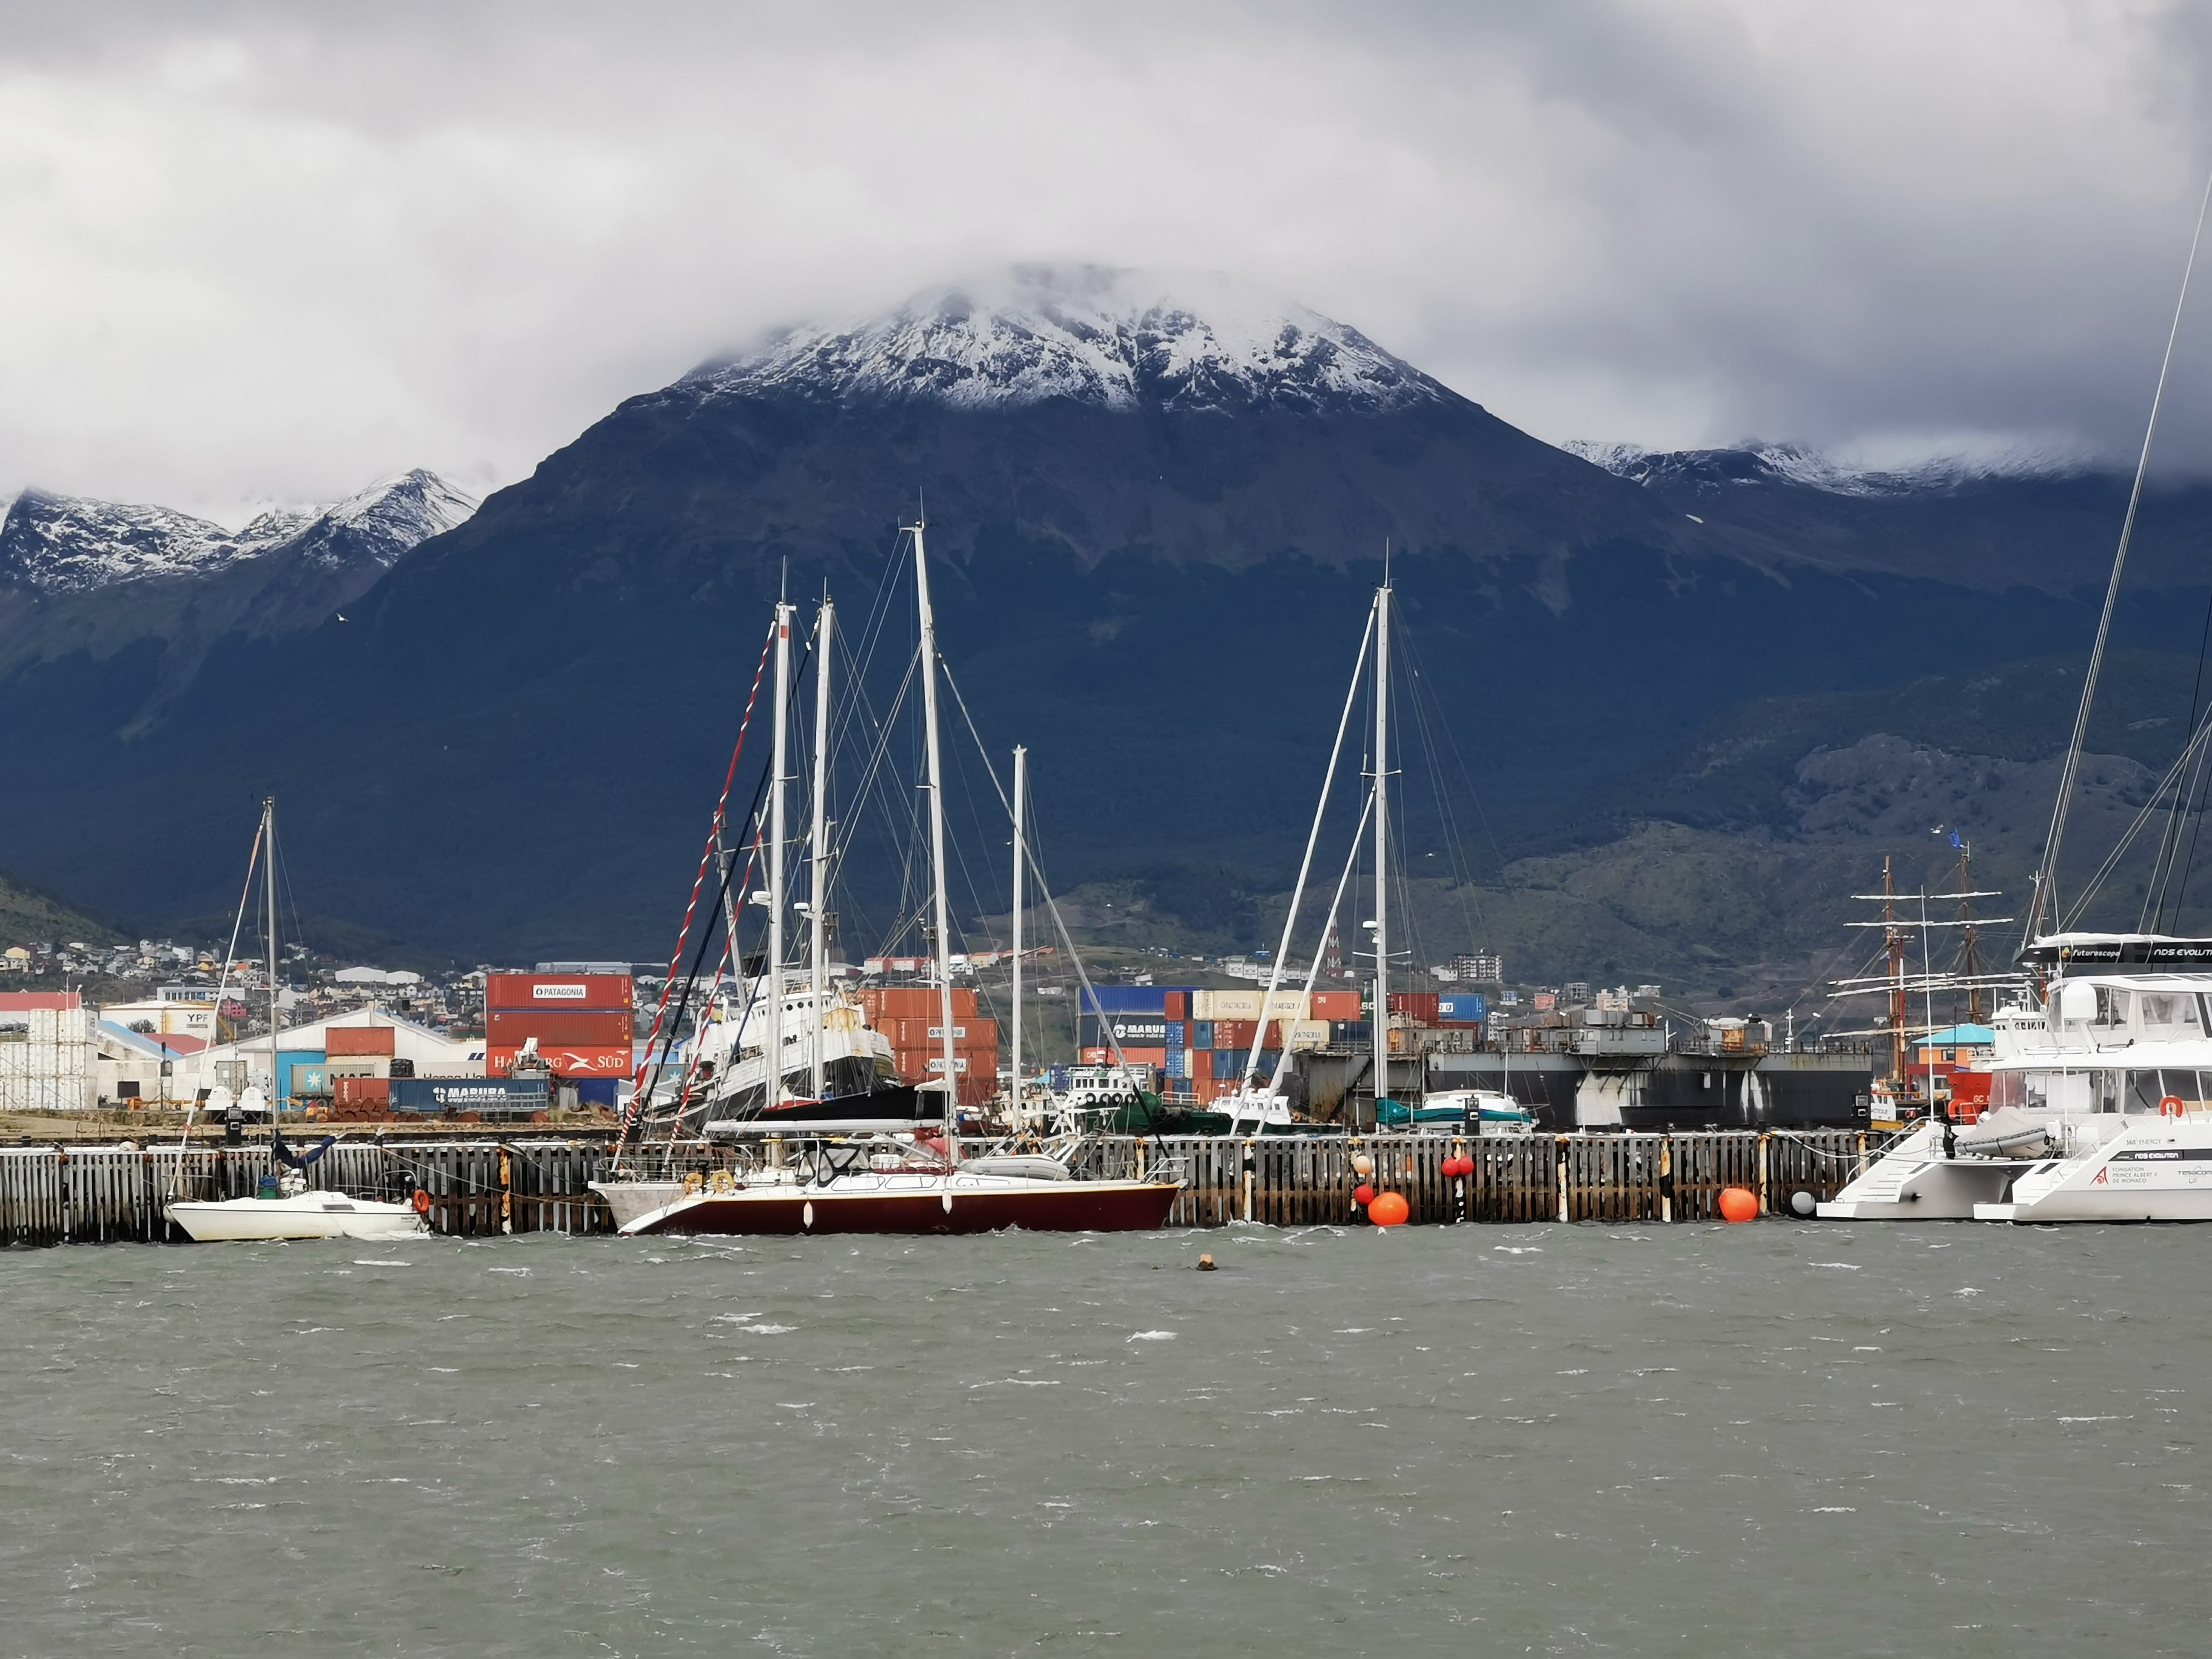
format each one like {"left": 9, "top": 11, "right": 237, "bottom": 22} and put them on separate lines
{"left": 1717, "top": 1186, "right": 1758, "bottom": 1224}
{"left": 1369, "top": 1191, "right": 1410, "bottom": 1227}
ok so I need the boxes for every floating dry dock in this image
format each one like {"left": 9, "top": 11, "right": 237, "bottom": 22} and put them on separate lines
{"left": 0, "top": 1131, "right": 1879, "bottom": 1245}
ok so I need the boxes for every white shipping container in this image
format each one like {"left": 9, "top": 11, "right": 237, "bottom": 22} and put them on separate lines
{"left": 0, "top": 1005, "right": 95, "bottom": 1112}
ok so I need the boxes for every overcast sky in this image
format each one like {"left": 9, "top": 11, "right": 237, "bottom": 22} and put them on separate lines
{"left": 4, "top": 0, "right": 2210, "bottom": 519}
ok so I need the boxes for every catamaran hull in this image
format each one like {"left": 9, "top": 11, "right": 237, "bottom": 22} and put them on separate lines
{"left": 166, "top": 1196, "right": 427, "bottom": 1242}
{"left": 620, "top": 1179, "right": 1181, "bottom": 1236}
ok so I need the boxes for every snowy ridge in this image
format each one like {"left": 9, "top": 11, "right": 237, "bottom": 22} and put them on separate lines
{"left": 1566, "top": 440, "right": 2083, "bottom": 498}
{"left": 682, "top": 266, "right": 1448, "bottom": 416}
{"left": 0, "top": 469, "right": 476, "bottom": 596}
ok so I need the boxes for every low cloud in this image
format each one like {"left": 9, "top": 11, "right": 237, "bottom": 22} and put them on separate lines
{"left": 2, "top": 0, "right": 2208, "bottom": 517}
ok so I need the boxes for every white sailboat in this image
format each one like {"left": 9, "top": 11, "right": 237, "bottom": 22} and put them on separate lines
{"left": 166, "top": 799, "right": 427, "bottom": 1244}
{"left": 1822, "top": 174, "right": 2212, "bottom": 1224}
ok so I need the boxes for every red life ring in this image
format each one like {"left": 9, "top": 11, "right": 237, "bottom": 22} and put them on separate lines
{"left": 412, "top": 1188, "right": 432, "bottom": 1213}
{"left": 2160, "top": 1096, "right": 2186, "bottom": 1119}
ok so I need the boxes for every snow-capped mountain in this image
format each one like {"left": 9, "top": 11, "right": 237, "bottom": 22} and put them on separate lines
{"left": 0, "top": 469, "right": 475, "bottom": 597}
{"left": 680, "top": 265, "right": 1449, "bottom": 417}
{"left": 1566, "top": 440, "right": 2080, "bottom": 498}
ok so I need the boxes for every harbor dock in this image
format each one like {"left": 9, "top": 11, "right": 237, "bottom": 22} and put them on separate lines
{"left": 0, "top": 1129, "right": 1878, "bottom": 1245}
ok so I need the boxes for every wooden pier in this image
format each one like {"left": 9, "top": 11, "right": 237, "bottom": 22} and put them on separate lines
{"left": 0, "top": 1130, "right": 1877, "bottom": 1246}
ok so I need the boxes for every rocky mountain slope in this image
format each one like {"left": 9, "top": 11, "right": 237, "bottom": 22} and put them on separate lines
{"left": 0, "top": 268, "right": 2205, "bottom": 985}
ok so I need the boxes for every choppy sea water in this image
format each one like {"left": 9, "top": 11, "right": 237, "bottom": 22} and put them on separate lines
{"left": 3, "top": 1222, "right": 2208, "bottom": 1657}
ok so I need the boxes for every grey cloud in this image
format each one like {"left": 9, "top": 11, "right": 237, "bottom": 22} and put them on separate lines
{"left": 1, "top": 0, "right": 2208, "bottom": 518}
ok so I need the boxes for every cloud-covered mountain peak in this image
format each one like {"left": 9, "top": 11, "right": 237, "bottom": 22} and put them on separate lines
{"left": 680, "top": 265, "right": 1452, "bottom": 416}
{"left": 1566, "top": 439, "right": 2085, "bottom": 498}
{"left": 0, "top": 470, "right": 477, "bottom": 595}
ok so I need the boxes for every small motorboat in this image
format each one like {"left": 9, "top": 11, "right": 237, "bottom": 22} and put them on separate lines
{"left": 166, "top": 1178, "right": 427, "bottom": 1243}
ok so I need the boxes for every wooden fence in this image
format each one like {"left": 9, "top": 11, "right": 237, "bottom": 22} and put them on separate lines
{"left": 0, "top": 1131, "right": 1877, "bottom": 1246}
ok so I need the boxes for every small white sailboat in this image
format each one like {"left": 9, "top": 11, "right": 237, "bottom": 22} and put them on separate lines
{"left": 164, "top": 797, "right": 427, "bottom": 1244}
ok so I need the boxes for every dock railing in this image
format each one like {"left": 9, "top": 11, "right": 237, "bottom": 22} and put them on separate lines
{"left": 0, "top": 1130, "right": 1882, "bottom": 1245}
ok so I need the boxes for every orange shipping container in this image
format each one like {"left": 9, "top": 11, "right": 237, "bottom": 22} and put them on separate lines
{"left": 326, "top": 1025, "right": 397, "bottom": 1056}
{"left": 862, "top": 987, "right": 979, "bottom": 1021}
{"left": 488, "top": 1043, "right": 632, "bottom": 1078}
{"left": 487, "top": 1008, "right": 634, "bottom": 1045}
{"left": 486, "top": 973, "right": 632, "bottom": 1011}
{"left": 333, "top": 1076, "right": 389, "bottom": 1107}
{"left": 1309, "top": 991, "right": 1362, "bottom": 1021}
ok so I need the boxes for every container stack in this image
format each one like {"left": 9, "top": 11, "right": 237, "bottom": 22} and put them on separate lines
{"left": 484, "top": 973, "right": 634, "bottom": 1099}
{"left": 1074, "top": 985, "right": 1366, "bottom": 1103}
{"left": 860, "top": 986, "right": 999, "bottom": 1106}
{"left": 327, "top": 1025, "right": 395, "bottom": 1119}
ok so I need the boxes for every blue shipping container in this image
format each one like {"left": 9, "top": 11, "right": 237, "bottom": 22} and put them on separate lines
{"left": 1082, "top": 1014, "right": 1171, "bottom": 1047}
{"left": 390, "top": 1076, "right": 551, "bottom": 1117}
{"left": 1438, "top": 993, "right": 1487, "bottom": 1023}
{"left": 576, "top": 1078, "right": 620, "bottom": 1110}
{"left": 1192, "top": 1020, "right": 1215, "bottom": 1047}
{"left": 1162, "top": 1021, "right": 1186, "bottom": 1047}
{"left": 1165, "top": 1050, "right": 1188, "bottom": 1079}
{"left": 1083, "top": 986, "right": 1170, "bottom": 1016}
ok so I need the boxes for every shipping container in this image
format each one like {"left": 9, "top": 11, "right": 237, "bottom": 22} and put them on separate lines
{"left": 1165, "top": 1050, "right": 1188, "bottom": 1079}
{"left": 1191, "top": 1019, "right": 1215, "bottom": 1048}
{"left": 888, "top": 1017, "right": 998, "bottom": 1048}
{"left": 1162, "top": 1020, "right": 1187, "bottom": 1048}
{"left": 326, "top": 1025, "right": 397, "bottom": 1056}
{"left": 1284, "top": 1019, "right": 1330, "bottom": 1051}
{"left": 1193, "top": 990, "right": 1259, "bottom": 1021}
{"left": 1081, "top": 986, "right": 1171, "bottom": 1016}
{"left": 861, "top": 987, "right": 979, "bottom": 1021}
{"left": 326, "top": 1054, "right": 389, "bottom": 1081}
{"left": 1164, "top": 990, "right": 1189, "bottom": 1021}
{"left": 488, "top": 1043, "right": 631, "bottom": 1078}
{"left": 391, "top": 1076, "right": 551, "bottom": 1117}
{"left": 1436, "top": 992, "right": 1488, "bottom": 1023}
{"left": 1309, "top": 990, "right": 1362, "bottom": 1021}
{"left": 1079, "top": 1014, "right": 1171, "bottom": 1048}
{"left": 1191, "top": 1048, "right": 1214, "bottom": 1078}
{"left": 1330, "top": 1020, "right": 1373, "bottom": 1045}
{"left": 1213, "top": 1018, "right": 1258, "bottom": 1049}
{"left": 333, "top": 1076, "right": 389, "bottom": 1108}
{"left": 485, "top": 973, "right": 632, "bottom": 1011}
{"left": 295, "top": 1064, "right": 329, "bottom": 1096}
{"left": 486, "top": 1008, "right": 635, "bottom": 1045}
{"left": 1388, "top": 991, "right": 1442, "bottom": 1023}
{"left": 1078, "top": 1047, "right": 1110, "bottom": 1064}
{"left": 575, "top": 1078, "right": 621, "bottom": 1111}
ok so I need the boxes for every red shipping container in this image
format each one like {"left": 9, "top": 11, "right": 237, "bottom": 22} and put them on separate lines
{"left": 1164, "top": 990, "right": 1188, "bottom": 1020}
{"left": 1214, "top": 1019, "right": 1258, "bottom": 1049}
{"left": 486, "top": 1008, "right": 635, "bottom": 1045}
{"left": 334, "top": 1076, "right": 389, "bottom": 1107}
{"left": 1079, "top": 1047, "right": 1110, "bottom": 1064}
{"left": 326, "top": 1025, "right": 397, "bottom": 1056}
{"left": 1191, "top": 1048, "right": 1213, "bottom": 1078}
{"left": 1388, "top": 992, "right": 1441, "bottom": 1022}
{"left": 862, "top": 987, "right": 979, "bottom": 1021}
{"left": 1309, "top": 990, "right": 1361, "bottom": 1020}
{"left": 486, "top": 973, "right": 632, "bottom": 1011}
{"left": 888, "top": 1016, "right": 999, "bottom": 1048}
{"left": 488, "top": 1044, "right": 632, "bottom": 1078}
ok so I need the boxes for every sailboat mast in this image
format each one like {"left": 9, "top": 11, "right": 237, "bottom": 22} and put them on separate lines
{"left": 913, "top": 522, "right": 960, "bottom": 1159}
{"left": 1959, "top": 841, "right": 1985, "bottom": 1027}
{"left": 1012, "top": 744, "right": 1027, "bottom": 1124}
{"left": 767, "top": 601, "right": 793, "bottom": 1108}
{"left": 809, "top": 597, "right": 834, "bottom": 1102}
{"left": 264, "top": 797, "right": 278, "bottom": 1117}
{"left": 1372, "top": 578, "right": 1392, "bottom": 1128}
{"left": 1884, "top": 856, "right": 1908, "bottom": 1096}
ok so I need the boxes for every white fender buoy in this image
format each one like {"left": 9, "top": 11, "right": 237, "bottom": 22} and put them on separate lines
{"left": 942, "top": 1191, "right": 954, "bottom": 1213}
{"left": 802, "top": 1201, "right": 814, "bottom": 1230}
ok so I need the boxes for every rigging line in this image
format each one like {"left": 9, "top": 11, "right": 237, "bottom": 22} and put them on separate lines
{"left": 1244, "top": 601, "right": 1376, "bottom": 1084}
{"left": 2030, "top": 159, "right": 2212, "bottom": 945}
{"left": 623, "top": 614, "right": 780, "bottom": 1159}
{"left": 169, "top": 813, "right": 266, "bottom": 1197}
{"left": 1256, "top": 789, "right": 1376, "bottom": 1101}
{"left": 934, "top": 659, "right": 1142, "bottom": 1084}
{"left": 2151, "top": 588, "right": 2212, "bottom": 930}
{"left": 1396, "top": 622, "right": 1489, "bottom": 941}
{"left": 2060, "top": 700, "right": 2212, "bottom": 932}
{"left": 1396, "top": 622, "right": 1516, "bottom": 890}
{"left": 623, "top": 674, "right": 790, "bottom": 1159}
